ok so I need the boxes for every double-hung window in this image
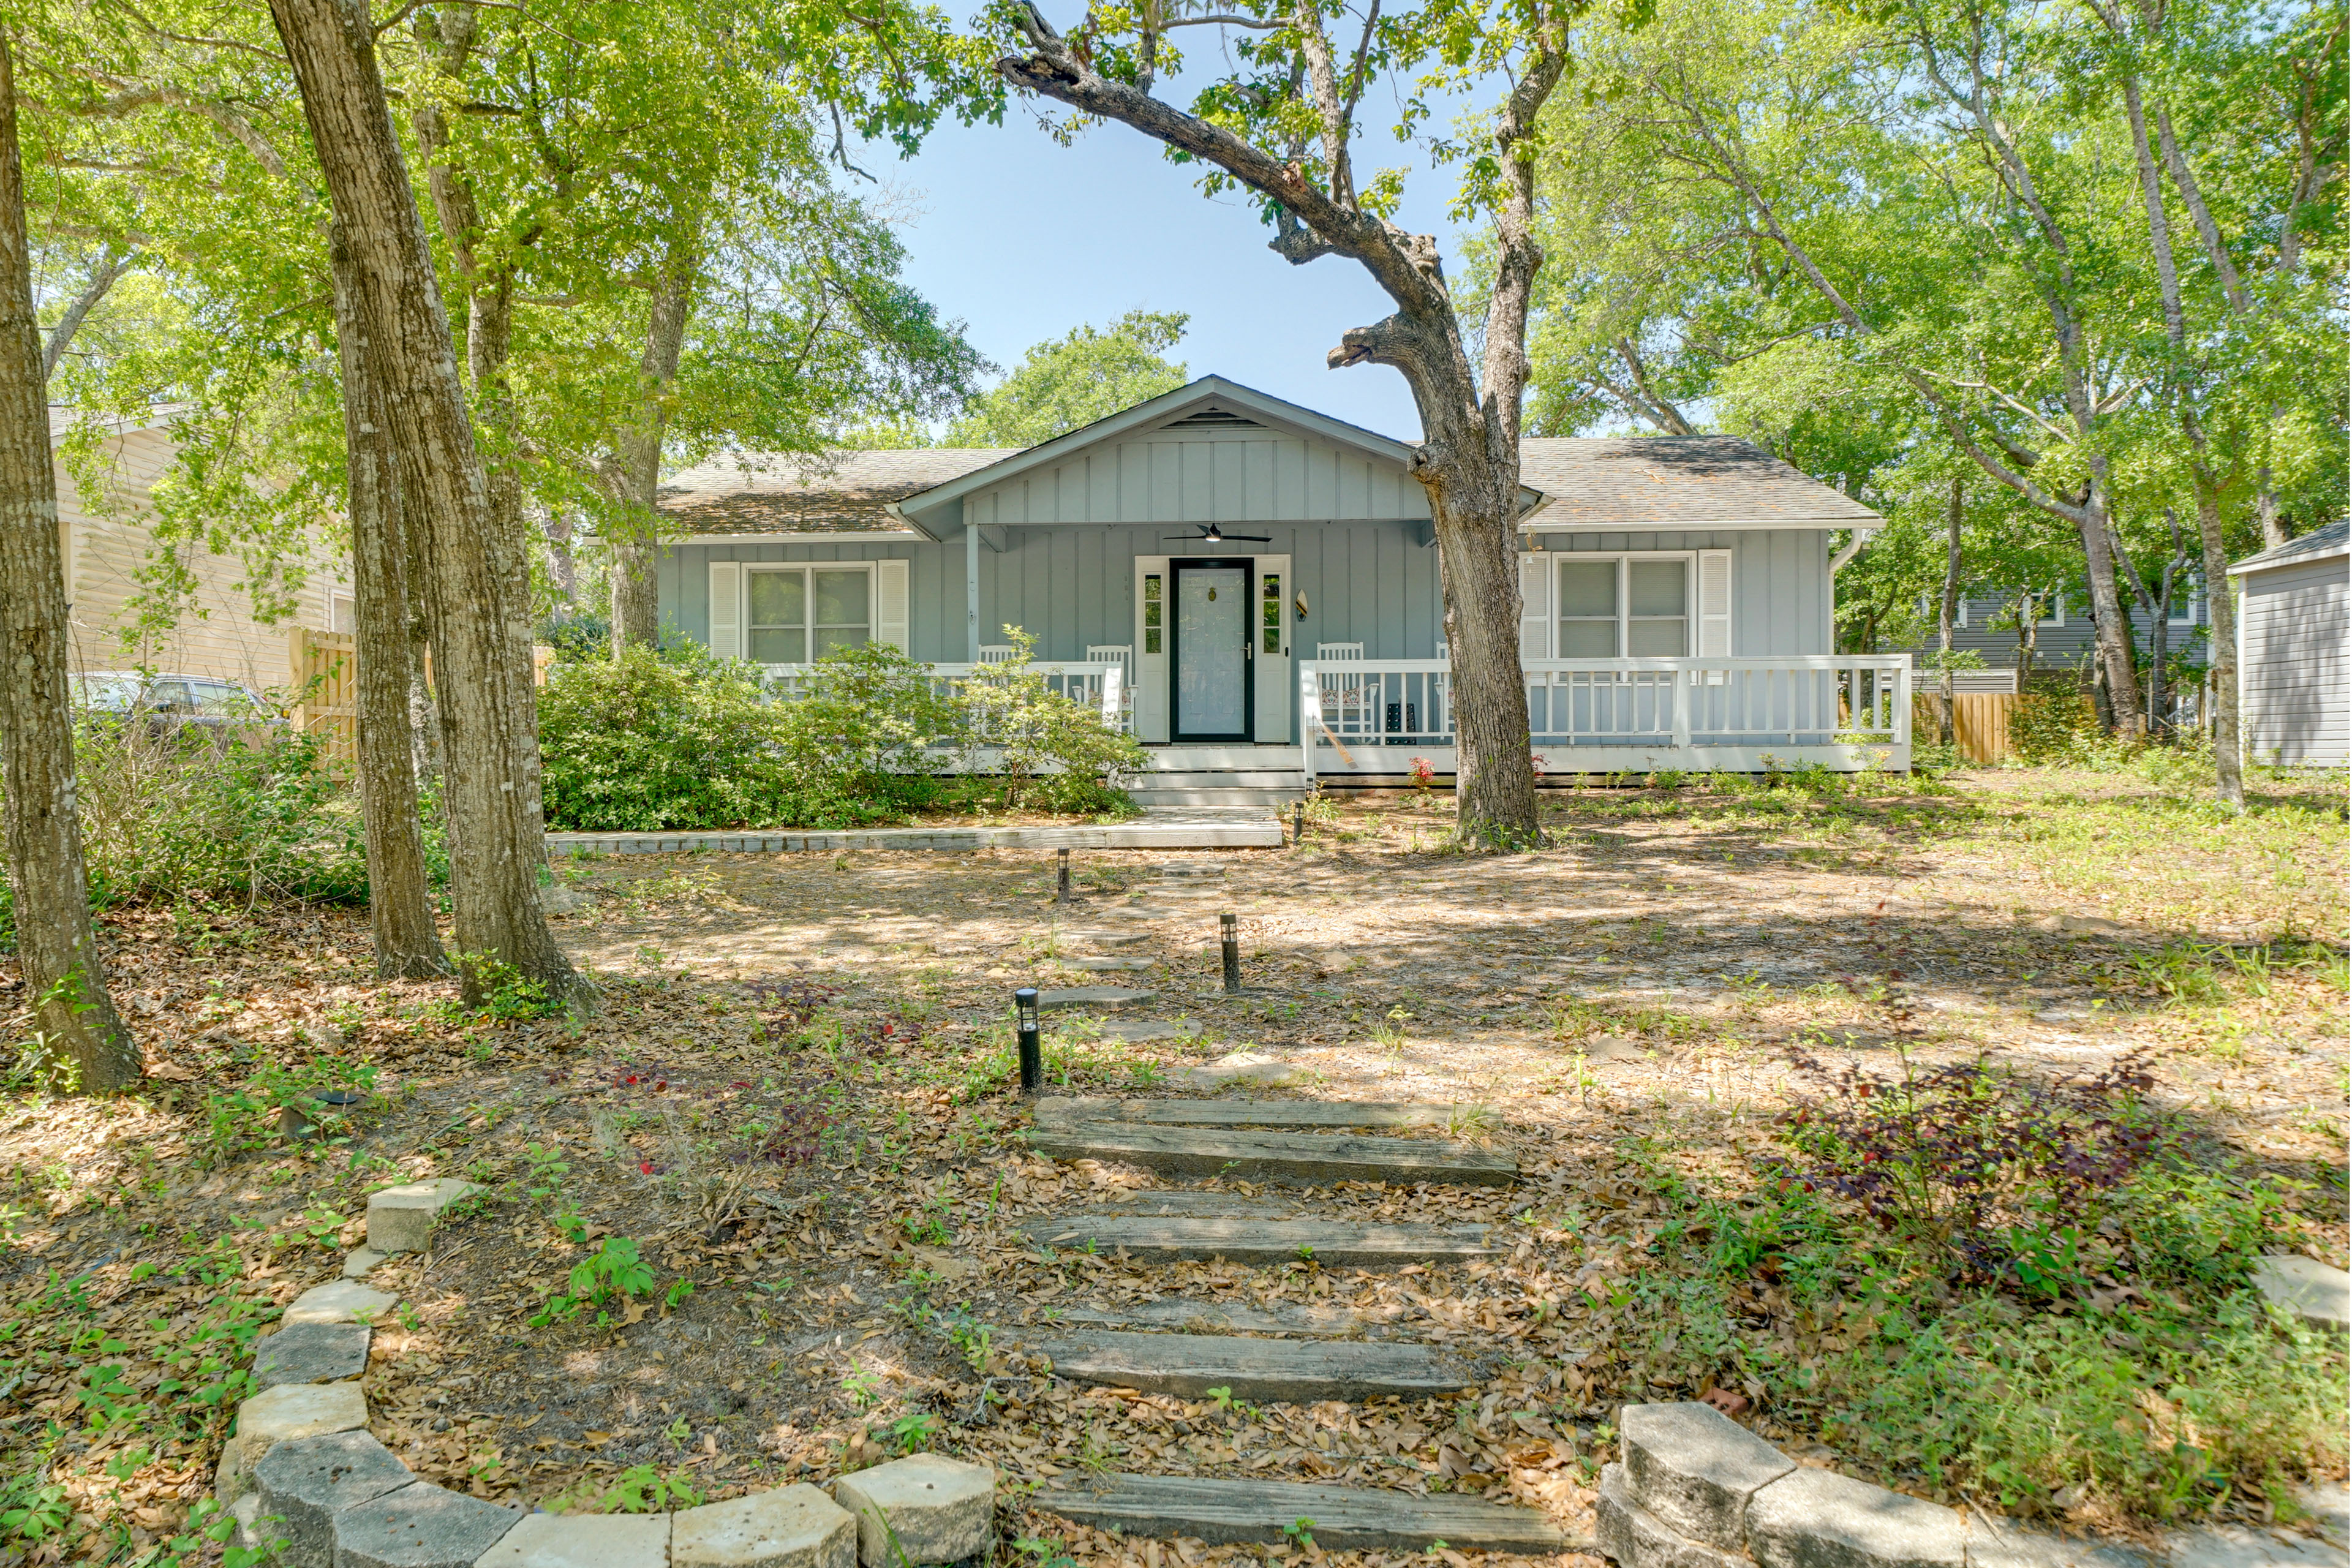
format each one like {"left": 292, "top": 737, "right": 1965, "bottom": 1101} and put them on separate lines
{"left": 1554, "top": 555, "right": 1693, "bottom": 658}
{"left": 747, "top": 566, "right": 871, "bottom": 664}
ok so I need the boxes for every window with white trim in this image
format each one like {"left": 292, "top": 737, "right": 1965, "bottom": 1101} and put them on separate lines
{"left": 746, "top": 565, "right": 871, "bottom": 663}
{"left": 2169, "top": 578, "right": 2201, "bottom": 625}
{"left": 2037, "top": 591, "right": 2066, "bottom": 628}
{"left": 1555, "top": 554, "right": 1692, "bottom": 658}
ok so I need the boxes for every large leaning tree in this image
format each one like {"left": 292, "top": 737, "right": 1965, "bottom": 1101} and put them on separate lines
{"left": 993, "top": 0, "right": 1603, "bottom": 844}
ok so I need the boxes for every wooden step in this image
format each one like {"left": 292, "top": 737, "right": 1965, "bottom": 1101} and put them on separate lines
{"left": 1024, "top": 1215, "right": 1494, "bottom": 1266}
{"left": 1038, "top": 1097, "right": 1472, "bottom": 1130}
{"left": 1038, "top": 1330, "right": 1472, "bottom": 1401}
{"left": 1027, "top": 1123, "right": 1517, "bottom": 1186}
{"left": 1035, "top": 1475, "right": 1572, "bottom": 1552}
{"left": 1045, "top": 1298, "right": 1410, "bottom": 1338}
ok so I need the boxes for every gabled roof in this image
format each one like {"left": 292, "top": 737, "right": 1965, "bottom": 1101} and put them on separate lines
{"left": 657, "top": 448, "right": 1016, "bottom": 537}
{"left": 658, "top": 385, "right": 1882, "bottom": 539}
{"left": 1517, "top": 437, "right": 1881, "bottom": 530}
{"left": 888, "top": 376, "right": 1431, "bottom": 537}
{"left": 2228, "top": 519, "right": 2349, "bottom": 575}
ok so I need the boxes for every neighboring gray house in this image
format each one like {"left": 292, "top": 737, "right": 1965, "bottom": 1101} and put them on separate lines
{"left": 653, "top": 379, "right": 1908, "bottom": 792}
{"left": 1904, "top": 585, "right": 2212, "bottom": 680}
{"left": 2229, "top": 521, "right": 2349, "bottom": 769}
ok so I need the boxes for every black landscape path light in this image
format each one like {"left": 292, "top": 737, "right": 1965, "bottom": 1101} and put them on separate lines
{"left": 1057, "top": 848, "right": 1071, "bottom": 905}
{"left": 1014, "top": 986, "right": 1042, "bottom": 1094}
{"left": 1221, "top": 912, "right": 1242, "bottom": 995}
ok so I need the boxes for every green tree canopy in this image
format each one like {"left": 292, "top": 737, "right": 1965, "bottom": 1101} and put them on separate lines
{"left": 946, "top": 309, "right": 1187, "bottom": 448}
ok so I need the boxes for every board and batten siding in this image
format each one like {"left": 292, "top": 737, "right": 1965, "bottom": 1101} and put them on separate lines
{"left": 663, "top": 520, "right": 1447, "bottom": 666}
{"left": 62, "top": 426, "right": 349, "bottom": 691}
{"left": 960, "top": 429, "right": 1431, "bottom": 529}
{"left": 2238, "top": 556, "right": 2349, "bottom": 767}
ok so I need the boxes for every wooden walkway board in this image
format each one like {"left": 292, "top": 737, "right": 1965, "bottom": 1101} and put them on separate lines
{"left": 1038, "top": 1330, "right": 1472, "bottom": 1401}
{"left": 1044, "top": 1298, "right": 1410, "bottom": 1338}
{"left": 1026, "top": 1124, "right": 1517, "bottom": 1186}
{"left": 1036, "top": 1098, "right": 1468, "bottom": 1129}
{"left": 1036, "top": 1476, "right": 1571, "bottom": 1552}
{"left": 1024, "top": 1215, "right": 1494, "bottom": 1266}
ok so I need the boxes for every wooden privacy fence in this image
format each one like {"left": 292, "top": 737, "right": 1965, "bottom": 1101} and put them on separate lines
{"left": 1913, "top": 691, "right": 2016, "bottom": 764}
{"left": 290, "top": 628, "right": 556, "bottom": 761}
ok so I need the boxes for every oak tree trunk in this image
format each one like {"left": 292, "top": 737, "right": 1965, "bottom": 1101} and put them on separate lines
{"left": 2191, "top": 486, "right": 2244, "bottom": 809}
{"left": 1937, "top": 476, "right": 1961, "bottom": 747}
{"left": 328, "top": 216, "right": 447, "bottom": 978}
{"left": 609, "top": 252, "right": 696, "bottom": 652}
{"left": 269, "top": 0, "right": 581, "bottom": 1005}
{"left": 0, "top": 39, "right": 137, "bottom": 1091}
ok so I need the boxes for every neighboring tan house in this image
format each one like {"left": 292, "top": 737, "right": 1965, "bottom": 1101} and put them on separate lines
{"left": 650, "top": 377, "right": 1910, "bottom": 797}
{"left": 55, "top": 409, "right": 350, "bottom": 698}
{"left": 2229, "top": 520, "right": 2349, "bottom": 769}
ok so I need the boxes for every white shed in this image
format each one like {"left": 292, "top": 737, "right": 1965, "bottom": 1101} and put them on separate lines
{"left": 2229, "top": 520, "right": 2349, "bottom": 768}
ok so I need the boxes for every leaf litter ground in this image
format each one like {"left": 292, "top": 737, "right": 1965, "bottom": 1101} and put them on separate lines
{"left": 0, "top": 769, "right": 2345, "bottom": 1568}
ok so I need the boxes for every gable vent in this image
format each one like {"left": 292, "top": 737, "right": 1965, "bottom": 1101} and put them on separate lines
{"left": 1164, "top": 409, "right": 1265, "bottom": 431}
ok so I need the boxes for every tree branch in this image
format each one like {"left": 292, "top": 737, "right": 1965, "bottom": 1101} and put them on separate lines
{"left": 43, "top": 247, "right": 134, "bottom": 380}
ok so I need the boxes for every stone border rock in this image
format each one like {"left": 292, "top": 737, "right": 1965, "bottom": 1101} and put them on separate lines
{"left": 1596, "top": 1402, "right": 2058, "bottom": 1568}
{"left": 220, "top": 1234, "right": 1000, "bottom": 1568}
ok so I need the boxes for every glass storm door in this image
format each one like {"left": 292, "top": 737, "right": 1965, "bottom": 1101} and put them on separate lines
{"left": 1172, "top": 560, "right": 1251, "bottom": 741}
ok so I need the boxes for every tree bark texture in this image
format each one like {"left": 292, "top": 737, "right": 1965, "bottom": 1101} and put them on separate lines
{"left": 328, "top": 216, "right": 447, "bottom": 979}
{"left": 1937, "top": 477, "right": 1961, "bottom": 747}
{"left": 997, "top": 2, "right": 1547, "bottom": 843}
{"left": 0, "top": 39, "right": 137, "bottom": 1091}
{"left": 268, "top": 0, "right": 580, "bottom": 1003}
{"left": 609, "top": 249, "right": 696, "bottom": 651}
{"left": 2191, "top": 486, "right": 2243, "bottom": 807}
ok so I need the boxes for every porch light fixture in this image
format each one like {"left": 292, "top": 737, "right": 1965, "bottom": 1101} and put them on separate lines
{"left": 1014, "top": 987, "right": 1041, "bottom": 1093}
{"left": 1294, "top": 590, "right": 1309, "bottom": 621}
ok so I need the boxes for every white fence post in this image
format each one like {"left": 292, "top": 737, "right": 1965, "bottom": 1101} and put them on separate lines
{"left": 1099, "top": 665, "right": 1124, "bottom": 731}
{"left": 1298, "top": 662, "right": 1319, "bottom": 786}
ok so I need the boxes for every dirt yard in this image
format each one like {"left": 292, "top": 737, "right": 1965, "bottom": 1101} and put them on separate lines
{"left": 1, "top": 766, "right": 2344, "bottom": 1568}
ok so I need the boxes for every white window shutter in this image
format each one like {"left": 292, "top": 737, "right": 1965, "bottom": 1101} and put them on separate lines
{"left": 874, "top": 559, "right": 910, "bottom": 651}
{"left": 1518, "top": 554, "right": 1551, "bottom": 661}
{"left": 708, "top": 561, "right": 742, "bottom": 658}
{"left": 1697, "top": 549, "right": 1732, "bottom": 656}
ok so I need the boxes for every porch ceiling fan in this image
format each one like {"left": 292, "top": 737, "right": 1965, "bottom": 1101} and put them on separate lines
{"left": 1163, "top": 522, "right": 1272, "bottom": 543}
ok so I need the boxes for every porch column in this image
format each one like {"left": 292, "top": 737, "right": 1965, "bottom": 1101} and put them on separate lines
{"left": 965, "top": 521, "right": 979, "bottom": 662}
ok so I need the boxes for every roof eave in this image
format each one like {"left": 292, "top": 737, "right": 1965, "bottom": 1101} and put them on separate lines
{"left": 2228, "top": 541, "right": 2351, "bottom": 574}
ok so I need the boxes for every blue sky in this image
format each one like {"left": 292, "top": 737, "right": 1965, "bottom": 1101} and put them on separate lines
{"left": 867, "top": 103, "right": 1474, "bottom": 445}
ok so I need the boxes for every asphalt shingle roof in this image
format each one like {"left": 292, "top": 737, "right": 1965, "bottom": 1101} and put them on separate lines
{"left": 2229, "top": 519, "right": 2349, "bottom": 574}
{"left": 658, "top": 434, "right": 1879, "bottom": 534}
{"left": 657, "top": 448, "right": 1019, "bottom": 535}
{"left": 1516, "top": 437, "right": 1880, "bottom": 529}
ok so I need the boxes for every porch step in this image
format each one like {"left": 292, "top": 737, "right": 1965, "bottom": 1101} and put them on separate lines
{"left": 1036, "top": 1329, "right": 1474, "bottom": 1402}
{"left": 1128, "top": 788, "right": 1303, "bottom": 809}
{"left": 1036, "top": 1097, "right": 1466, "bottom": 1130}
{"left": 1023, "top": 1215, "right": 1495, "bottom": 1266}
{"left": 1026, "top": 1122, "right": 1518, "bottom": 1186}
{"left": 1035, "top": 1476, "right": 1570, "bottom": 1553}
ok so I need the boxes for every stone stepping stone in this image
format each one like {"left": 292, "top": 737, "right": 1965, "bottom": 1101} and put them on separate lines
{"left": 1102, "top": 905, "right": 1184, "bottom": 920}
{"left": 1024, "top": 1215, "right": 1494, "bottom": 1267}
{"left": 1036, "top": 1475, "right": 1568, "bottom": 1552}
{"left": 1026, "top": 1123, "right": 1517, "bottom": 1186}
{"left": 1040, "top": 986, "right": 1156, "bottom": 1011}
{"left": 1096, "top": 1020, "right": 1200, "bottom": 1043}
{"left": 254, "top": 1431, "right": 415, "bottom": 1568}
{"left": 477, "top": 1513, "right": 668, "bottom": 1568}
{"left": 283, "top": 1281, "right": 398, "bottom": 1327}
{"left": 1038, "top": 1097, "right": 1464, "bottom": 1129}
{"left": 1062, "top": 929, "right": 1153, "bottom": 946}
{"left": 2252, "top": 1254, "right": 2351, "bottom": 1334}
{"left": 1037, "top": 1329, "right": 1473, "bottom": 1402}
{"left": 1068, "top": 957, "right": 1156, "bottom": 973}
{"left": 252, "top": 1322, "right": 371, "bottom": 1390}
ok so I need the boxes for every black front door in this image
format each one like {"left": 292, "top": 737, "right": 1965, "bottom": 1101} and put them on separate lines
{"left": 1170, "top": 558, "right": 1253, "bottom": 742}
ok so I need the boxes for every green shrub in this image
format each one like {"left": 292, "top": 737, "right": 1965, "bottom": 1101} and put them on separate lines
{"left": 538, "top": 644, "right": 801, "bottom": 831}
{"left": 960, "top": 628, "right": 1145, "bottom": 813}
{"left": 2010, "top": 690, "right": 2105, "bottom": 764}
{"left": 0, "top": 720, "right": 375, "bottom": 948}
{"left": 774, "top": 644, "right": 965, "bottom": 818}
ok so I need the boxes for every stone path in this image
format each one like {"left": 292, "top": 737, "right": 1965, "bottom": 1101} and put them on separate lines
{"left": 1020, "top": 1092, "right": 1569, "bottom": 1553}
{"left": 546, "top": 807, "right": 1281, "bottom": 856}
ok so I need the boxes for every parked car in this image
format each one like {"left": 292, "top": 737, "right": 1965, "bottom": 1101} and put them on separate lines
{"left": 72, "top": 671, "right": 285, "bottom": 740}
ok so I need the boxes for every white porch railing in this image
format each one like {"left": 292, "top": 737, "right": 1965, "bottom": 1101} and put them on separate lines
{"left": 1299, "top": 655, "right": 1911, "bottom": 774}
{"left": 758, "top": 661, "right": 1129, "bottom": 733}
